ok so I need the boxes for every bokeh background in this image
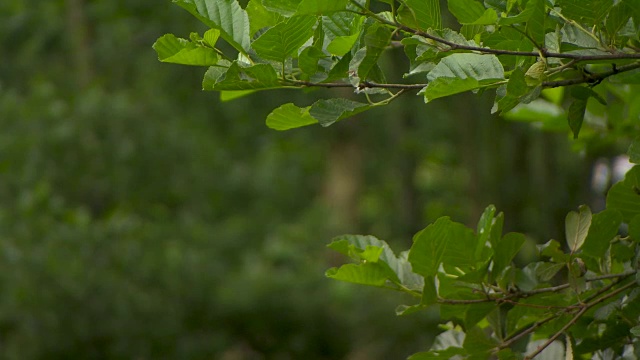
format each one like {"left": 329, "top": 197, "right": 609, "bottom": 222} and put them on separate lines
{"left": 0, "top": 1, "right": 623, "bottom": 359}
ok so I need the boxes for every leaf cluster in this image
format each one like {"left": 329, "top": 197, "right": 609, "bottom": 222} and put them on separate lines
{"left": 328, "top": 165, "right": 640, "bottom": 359}
{"left": 155, "top": 0, "right": 640, "bottom": 138}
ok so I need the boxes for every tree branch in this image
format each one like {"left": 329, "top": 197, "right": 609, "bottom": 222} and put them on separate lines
{"left": 349, "top": 3, "right": 640, "bottom": 62}
{"left": 289, "top": 61, "right": 640, "bottom": 94}
{"left": 523, "top": 307, "right": 587, "bottom": 360}
{"left": 542, "top": 62, "right": 640, "bottom": 87}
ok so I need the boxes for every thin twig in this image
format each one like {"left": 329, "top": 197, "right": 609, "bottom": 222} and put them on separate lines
{"left": 495, "top": 313, "right": 557, "bottom": 351}
{"left": 287, "top": 61, "right": 640, "bottom": 93}
{"left": 348, "top": 2, "right": 640, "bottom": 62}
{"left": 523, "top": 279, "right": 636, "bottom": 359}
{"left": 524, "top": 306, "right": 587, "bottom": 360}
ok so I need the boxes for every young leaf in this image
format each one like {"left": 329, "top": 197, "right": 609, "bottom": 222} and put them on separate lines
{"left": 556, "top": 0, "right": 613, "bottom": 27}
{"left": 524, "top": 0, "right": 545, "bottom": 47}
{"left": 328, "top": 234, "right": 423, "bottom": 290}
{"left": 324, "top": 13, "right": 364, "bottom": 56}
{"left": 421, "top": 53, "right": 505, "bottom": 102}
{"left": 493, "top": 232, "right": 526, "bottom": 277}
{"left": 153, "top": 34, "right": 219, "bottom": 66}
{"left": 606, "top": 165, "right": 640, "bottom": 222}
{"left": 629, "top": 215, "right": 640, "bottom": 241}
{"left": 219, "top": 90, "right": 255, "bottom": 101}
{"left": 263, "top": 0, "right": 302, "bottom": 16}
{"left": 581, "top": 209, "right": 623, "bottom": 258}
{"left": 400, "top": 0, "right": 442, "bottom": 30}
{"left": 408, "top": 217, "right": 477, "bottom": 277}
{"left": 349, "top": 23, "right": 392, "bottom": 80}
{"left": 308, "top": 98, "right": 371, "bottom": 127}
{"left": 629, "top": 138, "right": 640, "bottom": 164}
{"left": 204, "top": 62, "right": 281, "bottom": 90}
{"left": 325, "top": 263, "right": 392, "bottom": 286}
{"left": 252, "top": 15, "right": 317, "bottom": 62}
{"left": 605, "top": 1, "right": 632, "bottom": 39}
{"left": 173, "top": 0, "right": 251, "bottom": 53}
{"left": 266, "top": 103, "right": 317, "bottom": 130}
{"left": 295, "top": 0, "right": 349, "bottom": 15}
{"left": 246, "top": 0, "right": 285, "bottom": 36}
{"left": 493, "top": 67, "right": 530, "bottom": 114}
{"left": 475, "top": 205, "right": 497, "bottom": 260}
{"left": 567, "top": 86, "right": 601, "bottom": 139}
{"left": 567, "top": 98, "right": 587, "bottom": 139}
{"left": 448, "top": 0, "right": 497, "bottom": 25}
{"left": 565, "top": 205, "right": 592, "bottom": 253}
{"left": 538, "top": 239, "right": 567, "bottom": 263}
{"left": 536, "top": 262, "right": 565, "bottom": 282}
{"left": 463, "top": 326, "right": 498, "bottom": 356}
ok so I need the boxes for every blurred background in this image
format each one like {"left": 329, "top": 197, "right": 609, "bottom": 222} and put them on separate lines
{"left": 0, "top": 0, "right": 625, "bottom": 359}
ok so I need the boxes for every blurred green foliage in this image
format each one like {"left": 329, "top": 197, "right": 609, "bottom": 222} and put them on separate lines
{"left": 0, "top": 0, "right": 605, "bottom": 358}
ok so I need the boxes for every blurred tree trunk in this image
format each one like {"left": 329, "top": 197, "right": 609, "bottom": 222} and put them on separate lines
{"left": 455, "top": 93, "right": 489, "bottom": 224}
{"left": 393, "top": 106, "right": 421, "bottom": 239}
{"left": 323, "top": 120, "right": 363, "bottom": 234}
{"left": 66, "top": 0, "right": 93, "bottom": 88}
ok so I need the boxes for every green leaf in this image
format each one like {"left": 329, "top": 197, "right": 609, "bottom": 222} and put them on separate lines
{"left": 252, "top": 15, "right": 317, "bottom": 62}
{"left": 581, "top": 209, "right": 622, "bottom": 257}
{"left": 493, "top": 67, "right": 530, "bottom": 114}
{"left": 524, "top": 0, "right": 545, "bottom": 46}
{"left": 408, "top": 217, "right": 477, "bottom": 277}
{"left": 565, "top": 205, "right": 592, "bottom": 253}
{"left": 629, "top": 138, "right": 640, "bottom": 164}
{"left": 220, "top": 90, "right": 255, "bottom": 101}
{"left": 422, "top": 275, "right": 437, "bottom": 305}
{"left": 448, "top": 0, "right": 497, "bottom": 25}
{"left": 606, "top": 165, "right": 640, "bottom": 222}
{"left": 266, "top": 103, "right": 317, "bottom": 130}
{"left": 203, "top": 28, "right": 221, "bottom": 47}
{"left": 298, "top": 46, "right": 327, "bottom": 75}
{"left": 463, "top": 326, "right": 498, "bottom": 355}
{"left": 421, "top": 53, "right": 505, "bottom": 102}
{"left": 263, "top": 0, "right": 301, "bottom": 16}
{"left": 295, "top": 0, "right": 348, "bottom": 15}
{"left": 630, "top": 215, "right": 640, "bottom": 241}
{"left": 567, "top": 98, "right": 587, "bottom": 139}
{"left": 464, "top": 303, "right": 496, "bottom": 329}
{"left": 153, "top": 34, "right": 220, "bottom": 66}
{"left": 567, "top": 86, "right": 599, "bottom": 138}
{"left": 246, "top": 0, "right": 285, "bottom": 36}
{"left": 556, "top": 0, "right": 613, "bottom": 26}
{"left": 173, "top": 0, "right": 251, "bottom": 53}
{"left": 325, "top": 263, "right": 391, "bottom": 286}
{"left": 309, "top": 98, "right": 371, "bottom": 127}
{"left": 349, "top": 23, "right": 392, "bottom": 80}
{"left": 476, "top": 205, "right": 497, "bottom": 261}
{"left": 203, "top": 61, "right": 281, "bottom": 90}
{"left": 324, "top": 13, "right": 364, "bottom": 56}
{"left": 409, "top": 347, "right": 467, "bottom": 360}
{"left": 400, "top": 0, "right": 442, "bottom": 30}
{"left": 538, "top": 239, "right": 568, "bottom": 263}
{"left": 327, "top": 234, "right": 424, "bottom": 290}
{"left": 326, "top": 34, "right": 359, "bottom": 56}
{"left": 605, "top": 1, "right": 633, "bottom": 38}
{"left": 493, "top": 232, "right": 525, "bottom": 277}
{"left": 323, "top": 12, "right": 360, "bottom": 38}
{"left": 536, "top": 262, "right": 565, "bottom": 282}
